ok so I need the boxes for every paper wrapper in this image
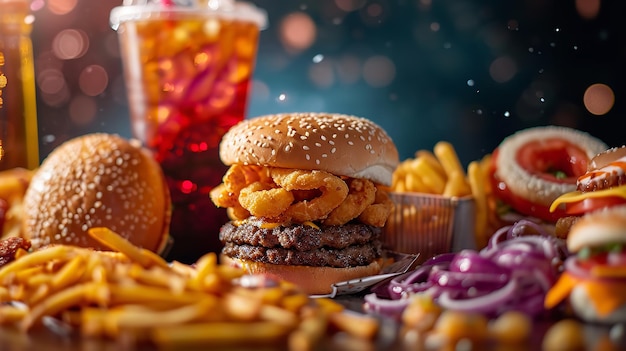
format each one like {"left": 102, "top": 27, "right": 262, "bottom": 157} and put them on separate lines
{"left": 382, "top": 192, "right": 475, "bottom": 262}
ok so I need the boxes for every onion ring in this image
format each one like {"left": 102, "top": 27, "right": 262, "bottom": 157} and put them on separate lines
{"left": 238, "top": 181, "right": 295, "bottom": 219}
{"left": 270, "top": 168, "right": 348, "bottom": 223}
{"left": 323, "top": 178, "right": 376, "bottom": 226}
{"left": 358, "top": 185, "right": 393, "bottom": 227}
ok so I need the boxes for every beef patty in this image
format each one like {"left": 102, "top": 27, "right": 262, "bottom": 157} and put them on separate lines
{"left": 219, "top": 221, "right": 382, "bottom": 268}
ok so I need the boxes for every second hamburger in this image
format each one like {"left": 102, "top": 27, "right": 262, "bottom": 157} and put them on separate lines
{"left": 210, "top": 112, "right": 399, "bottom": 294}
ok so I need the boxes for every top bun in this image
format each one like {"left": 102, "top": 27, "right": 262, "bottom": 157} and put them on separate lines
{"left": 22, "top": 133, "right": 171, "bottom": 253}
{"left": 567, "top": 205, "right": 626, "bottom": 252}
{"left": 219, "top": 113, "right": 399, "bottom": 185}
{"left": 588, "top": 145, "right": 626, "bottom": 171}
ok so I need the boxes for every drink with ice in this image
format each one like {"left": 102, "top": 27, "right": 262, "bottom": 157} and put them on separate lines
{"left": 111, "top": 0, "right": 266, "bottom": 262}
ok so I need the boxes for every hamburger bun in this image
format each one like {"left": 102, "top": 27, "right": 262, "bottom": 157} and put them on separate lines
{"left": 221, "top": 254, "right": 381, "bottom": 295}
{"left": 566, "top": 205, "right": 626, "bottom": 253}
{"left": 219, "top": 112, "right": 399, "bottom": 186}
{"left": 22, "top": 133, "right": 171, "bottom": 253}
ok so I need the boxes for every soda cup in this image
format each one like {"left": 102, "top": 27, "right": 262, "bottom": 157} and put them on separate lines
{"left": 110, "top": 0, "right": 267, "bottom": 263}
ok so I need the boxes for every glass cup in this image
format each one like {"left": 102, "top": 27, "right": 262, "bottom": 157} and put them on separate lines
{"left": 110, "top": 0, "right": 267, "bottom": 263}
{"left": 0, "top": 0, "right": 39, "bottom": 171}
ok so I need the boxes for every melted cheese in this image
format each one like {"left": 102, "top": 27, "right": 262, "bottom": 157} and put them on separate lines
{"left": 549, "top": 185, "right": 626, "bottom": 212}
{"left": 585, "top": 280, "right": 626, "bottom": 316}
{"left": 545, "top": 271, "right": 626, "bottom": 317}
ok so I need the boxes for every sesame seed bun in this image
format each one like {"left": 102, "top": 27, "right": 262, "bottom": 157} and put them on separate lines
{"left": 22, "top": 133, "right": 171, "bottom": 253}
{"left": 220, "top": 254, "right": 381, "bottom": 295}
{"left": 219, "top": 112, "right": 399, "bottom": 186}
{"left": 566, "top": 205, "right": 626, "bottom": 253}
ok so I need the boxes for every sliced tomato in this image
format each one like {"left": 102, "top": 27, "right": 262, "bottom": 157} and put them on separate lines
{"left": 564, "top": 196, "right": 626, "bottom": 215}
{"left": 490, "top": 172, "right": 568, "bottom": 222}
{"left": 515, "top": 138, "right": 589, "bottom": 184}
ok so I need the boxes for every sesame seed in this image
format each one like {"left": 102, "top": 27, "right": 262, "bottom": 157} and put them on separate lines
{"left": 303, "top": 145, "right": 310, "bottom": 150}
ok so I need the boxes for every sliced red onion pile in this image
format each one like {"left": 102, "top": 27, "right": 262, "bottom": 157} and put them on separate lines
{"left": 365, "top": 220, "right": 569, "bottom": 319}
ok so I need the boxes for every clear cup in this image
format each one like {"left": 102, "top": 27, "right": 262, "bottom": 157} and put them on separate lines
{"left": 110, "top": 0, "right": 267, "bottom": 263}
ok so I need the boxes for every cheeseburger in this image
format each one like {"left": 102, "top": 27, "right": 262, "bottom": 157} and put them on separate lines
{"left": 210, "top": 113, "right": 399, "bottom": 294}
{"left": 550, "top": 145, "right": 626, "bottom": 238}
{"left": 545, "top": 205, "right": 626, "bottom": 324}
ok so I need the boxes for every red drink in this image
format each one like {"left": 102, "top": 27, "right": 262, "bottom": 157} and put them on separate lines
{"left": 111, "top": 2, "right": 266, "bottom": 263}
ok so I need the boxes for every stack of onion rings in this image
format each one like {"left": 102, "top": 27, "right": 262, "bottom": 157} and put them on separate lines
{"left": 210, "top": 165, "right": 392, "bottom": 226}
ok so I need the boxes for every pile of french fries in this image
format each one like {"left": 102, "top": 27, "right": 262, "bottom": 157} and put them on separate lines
{"left": 0, "top": 227, "right": 379, "bottom": 349}
{"left": 391, "top": 141, "right": 494, "bottom": 248}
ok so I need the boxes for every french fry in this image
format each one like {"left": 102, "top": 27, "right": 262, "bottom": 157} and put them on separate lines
{"left": 415, "top": 150, "right": 447, "bottom": 180}
{"left": 434, "top": 141, "right": 466, "bottom": 180}
{"left": 468, "top": 161, "right": 488, "bottom": 248}
{"left": 405, "top": 172, "right": 428, "bottom": 193}
{"left": 51, "top": 255, "right": 86, "bottom": 290}
{"left": 328, "top": 311, "right": 379, "bottom": 340}
{"left": 289, "top": 309, "right": 329, "bottom": 351}
{"left": 87, "top": 227, "right": 169, "bottom": 269}
{"left": 442, "top": 170, "right": 471, "bottom": 197}
{"left": 411, "top": 158, "right": 446, "bottom": 194}
{"left": 20, "top": 282, "right": 98, "bottom": 331}
{"left": 0, "top": 245, "right": 74, "bottom": 282}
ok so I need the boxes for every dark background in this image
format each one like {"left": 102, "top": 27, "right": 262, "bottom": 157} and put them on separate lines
{"left": 30, "top": 0, "right": 625, "bottom": 166}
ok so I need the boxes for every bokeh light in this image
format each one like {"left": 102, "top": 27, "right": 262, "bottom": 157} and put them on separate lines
{"left": 489, "top": 56, "right": 517, "bottom": 83}
{"left": 575, "top": 0, "right": 601, "bottom": 20}
{"left": 583, "top": 83, "right": 614, "bottom": 116}
{"left": 69, "top": 95, "right": 97, "bottom": 126}
{"left": 362, "top": 56, "right": 395, "bottom": 87}
{"left": 79, "top": 65, "right": 109, "bottom": 97}
{"left": 279, "top": 12, "right": 316, "bottom": 53}
{"left": 308, "top": 60, "right": 335, "bottom": 88}
{"left": 47, "top": 0, "right": 78, "bottom": 15}
{"left": 335, "top": 0, "right": 366, "bottom": 12}
{"left": 52, "top": 29, "right": 89, "bottom": 60}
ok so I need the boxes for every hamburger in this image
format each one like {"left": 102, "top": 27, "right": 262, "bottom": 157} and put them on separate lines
{"left": 21, "top": 133, "right": 171, "bottom": 253}
{"left": 210, "top": 112, "right": 399, "bottom": 294}
{"left": 544, "top": 205, "right": 626, "bottom": 324}
{"left": 550, "top": 146, "right": 626, "bottom": 238}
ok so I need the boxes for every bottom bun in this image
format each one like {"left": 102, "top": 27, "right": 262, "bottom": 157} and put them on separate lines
{"left": 221, "top": 254, "right": 381, "bottom": 295}
{"left": 570, "top": 285, "right": 626, "bottom": 324}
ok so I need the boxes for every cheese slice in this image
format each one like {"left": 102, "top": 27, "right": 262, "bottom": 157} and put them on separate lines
{"left": 545, "top": 271, "right": 626, "bottom": 317}
{"left": 584, "top": 279, "right": 626, "bottom": 316}
{"left": 544, "top": 272, "right": 581, "bottom": 309}
{"left": 591, "top": 265, "right": 626, "bottom": 278}
{"left": 550, "top": 186, "right": 626, "bottom": 212}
